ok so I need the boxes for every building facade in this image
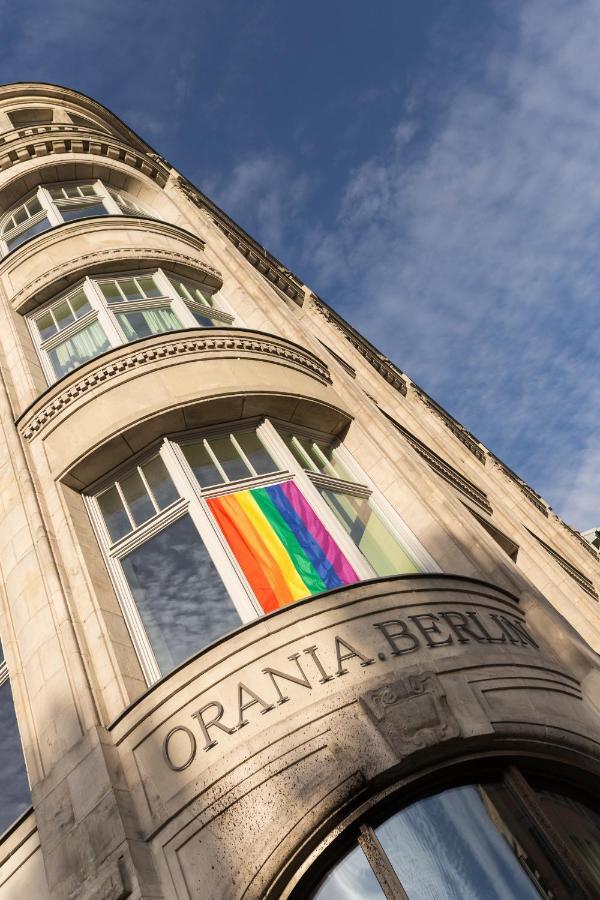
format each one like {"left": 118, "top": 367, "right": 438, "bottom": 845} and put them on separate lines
{"left": 0, "top": 83, "right": 598, "bottom": 899}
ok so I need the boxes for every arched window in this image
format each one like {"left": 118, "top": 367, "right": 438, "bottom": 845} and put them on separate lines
{"left": 86, "top": 421, "right": 432, "bottom": 682}
{"left": 0, "top": 180, "right": 153, "bottom": 256}
{"left": 0, "top": 640, "right": 31, "bottom": 834}
{"left": 306, "top": 771, "right": 600, "bottom": 899}
{"left": 28, "top": 269, "right": 234, "bottom": 382}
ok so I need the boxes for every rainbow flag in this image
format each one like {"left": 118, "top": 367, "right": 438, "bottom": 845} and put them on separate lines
{"left": 207, "top": 481, "right": 358, "bottom": 613}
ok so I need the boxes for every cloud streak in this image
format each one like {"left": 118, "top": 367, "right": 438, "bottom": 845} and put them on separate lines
{"left": 303, "top": 0, "right": 600, "bottom": 529}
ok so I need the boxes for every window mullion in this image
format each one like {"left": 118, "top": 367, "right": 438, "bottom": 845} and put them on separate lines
{"left": 203, "top": 439, "right": 228, "bottom": 483}
{"left": 230, "top": 434, "right": 257, "bottom": 477}
{"left": 85, "top": 278, "right": 123, "bottom": 347}
{"left": 136, "top": 466, "right": 160, "bottom": 515}
{"left": 95, "top": 179, "right": 121, "bottom": 215}
{"left": 39, "top": 187, "right": 63, "bottom": 226}
{"left": 114, "top": 481, "right": 136, "bottom": 532}
{"left": 358, "top": 825, "right": 410, "bottom": 900}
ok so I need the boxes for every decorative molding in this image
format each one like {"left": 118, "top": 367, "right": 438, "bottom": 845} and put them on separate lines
{"left": 20, "top": 331, "right": 331, "bottom": 440}
{"left": 10, "top": 245, "right": 221, "bottom": 313}
{"left": 0, "top": 129, "right": 168, "bottom": 184}
{"left": 413, "top": 388, "right": 486, "bottom": 463}
{"left": 552, "top": 516, "right": 600, "bottom": 562}
{"left": 316, "top": 340, "right": 357, "bottom": 378}
{"left": 488, "top": 454, "right": 549, "bottom": 517}
{"left": 525, "top": 527, "right": 598, "bottom": 600}
{"left": 361, "top": 672, "right": 460, "bottom": 757}
{"left": 0, "top": 122, "right": 110, "bottom": 147}
{"left": 381, "top": 410, "right": 492, "bottom": 514}
{"left": 309, "top": 296, "right": 408, "bottom": 396}
{"left": 174, "top": 176, "right": 306, "bottom": 305}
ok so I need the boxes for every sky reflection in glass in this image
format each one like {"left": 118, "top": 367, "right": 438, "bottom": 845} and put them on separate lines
{"left": 376, "top": 785, "right": 542, "bottom": 899}
{"left": 0, "top": 681, "right": 30, "bottom": 834}
{"left": 313, "top": 843, "right": 384, "bottom": 900}
{"left": 121, "top": 513, "right": 240, "bottom": 675}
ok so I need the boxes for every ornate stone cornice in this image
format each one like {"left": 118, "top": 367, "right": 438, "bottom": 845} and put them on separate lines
{"left": 525, "top": 528, "right": 598, "bottom": 599}
{"left": 488, "top": 454, "right": 550, "bottom": 517}
{"left": 382, "top": 410, "right": 492, "bottom": 514}
{"left": 19, "top": 331, "right": 331, "bottom": 440}
{"left": 9, "top": 244, "right": 221, "bottom": 313}
{"left": 309, "top": 296, "right": 408, "bottom": 396}
{"left": 0, "top": 129, "right": 168, "bottom": 185}
{"left": 174, "top": 176, "right": 306, "bottom": 305}
{"left": 413, "top": 389, "right": 486, "bottom": 463}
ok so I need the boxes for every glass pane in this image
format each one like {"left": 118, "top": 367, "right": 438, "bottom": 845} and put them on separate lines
{"left": 53, "top": 299, "right": 75, "bottom": 331}
{"left": 532, "top": 785, "right": 600, "bottom": 887}
{"left": 48, "top": 186, "right": 65, "bottom": 199}
{"left": 117, "top": 307, "right": 181, "bottom": 341}
{"left": 58, "top": 201, "right": 107, "bottom": 222}
{"left": 136, "top": 276, "right": 162, "bottom": 298}
{"left": 319, "top": 489, "right": 419, "bottom": 576}
{"left": 120, "top": 513, "right": 240, "bottom": 674}
{"left": 314, "top": 442, "right": 354, "bottom": 481}
{"left": 0, "top": 681, "right": 31, "bottom": 834}
{"left": 36, "top": 311, "right": 57, "bottom": 341}
{"left": 376, "top": 785, "right": 543, "bottom": 900}
{"left": 189, "top": 308, "right": 215, "bottom": 327}
{"left": 118, "top": 278, "right": 143, "bottom": 301}
{"left": 98, "top": 485, "right": 131, "bottom": 542}
{"left": 312, "top": 844, "right": 384, "bottom": 899}
{"left": 48, "top": 320, "right": 111, "bottom": 379}
{"left": 235, "top": 431, "right": 278, "bottom": 476}
{"left": 119, "top": 470, "right": 156, "bottom": 527}
{"left": 69, "top": 289, "right": 92, "bottom": 319}
{"left": 207, "top": 435, "right": 250, "bottom": 482}
{"left": 63, "top": 185, "right": 81, "bottom": 198}
{"left": 141, "top": 456, "right": 179, "bottom": 510}
{"left": 98, "top": 281, "right": 122, "bottom": 303}
{"left": 79, "top": 184, "right": 97, "bottom": 197}
{"left": 173, "top": 279, "right": 189, "bottom": 300}
{"left": 182, "top": 440, "right": 223, "bottom": 487}
{"left": 190, "top": 285, "right": 212, "bottom": 307}
{"left": 13, "top": 206, "right": 28, "bottom": 226}
{"left": 5, "top": 216, "right": 50, "bottom": 250}
{"left": 26, "top": 196, "right": 42, "bottom": 215}
{"left": 281, "top": 432, "right": 313, "bottom": 469}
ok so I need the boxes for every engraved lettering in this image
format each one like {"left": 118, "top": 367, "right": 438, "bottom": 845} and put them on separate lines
{"left": 192, "top": 701, "right": 236, "bottom": 752}
{"left": 262, "top": 654, "right": 312, "bottom": 704}
{"left": 496, "top": 615, "right": 539, "bottom": 648}
{"left": 236, "top": 682, "right": 275, "bottom": 729}
{"left": 303, "top": 645, "right": 334, "bottom": 683}
{"left": 489, "top": 614, "right": 522, "bottom": 645}
{"left": 162, "top": 726, "right": 196, "bottom": 771}
{"left": 373, "top": 619, "right": 420, "bottom": 655}
{"left": 334, "top": 636, "right": 375, "bottom": 676}
{"left": 437, "top": 610, "right": 488, "bottom": 644}
{"left": 466, "top": 612, "right": 507, "bottom": 643}
{"left": 408, "top": 614, "right": 453, "bottom": 648}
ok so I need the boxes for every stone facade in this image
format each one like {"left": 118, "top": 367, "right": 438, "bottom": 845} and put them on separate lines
{"left": 0, "top": 84, "right": 598, "bottom": 899}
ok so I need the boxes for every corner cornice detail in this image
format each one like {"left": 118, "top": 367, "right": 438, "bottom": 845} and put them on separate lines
{"left": 19, "top": 331, "right": 331, "bottom": 440}
{"left": 174, "top": 176, "right": 306, "bottom": 305}
{"left": 0, "top": 129, "right": 168, "bottom": 184}
{"left": 309, "top": 296, "right": 408, "bottom": 396}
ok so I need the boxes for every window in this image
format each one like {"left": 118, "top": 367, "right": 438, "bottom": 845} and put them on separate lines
{"left": 87, "top": 421, "right": 430, "bottom": 682}
{"left": 0, "top": 180, "right": 152, "bottom": 257}
{"left": 308, "top": 772, "right": 600, "bottom": 899}
{"left": 0, "top": 641, "right": 31, "bottom": 834}
{"left": 7, "top": 108, "right": 54, "bottom": 128}
{"left": 28, "top": 269, "right": 234, "bottom": 382}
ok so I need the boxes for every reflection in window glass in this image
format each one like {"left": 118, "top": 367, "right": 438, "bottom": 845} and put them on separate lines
{"left": 0, "top": 681, "right": 30, "bottom": 834}
{"left": 319, "top": 489, "right": 418, "bottom": 576}
{"left": 5, "top": 216, "right": 50, "bottom": 251}
{"left": 183, "top": 441, "right": 222, "bottom": 487}
{"left": 236, "top": 431, "right": 278, "bottom": 476}
{"left": 207, "top": 436, "right": 251, "bottom": 482}
{"left": 98, "top": 486, "right": 131, "bottom": 543}
{"left": 120, "top": 513, "right": 240, "bottom": 674}
{"left": 313, "top": 844, "right": 384, "bottom": 899}
{"left": 117, "top": 306, "right": 181, "bottom": 341}
{"left": 143, "top": 456, "right": 179, "bottom": 510}
{"left": 57, "top": 201, "right": 107, "bottom": 222}
{"left": 119, "top": 470, "right": 156, "bottom": 528}
{"left": 532, "top": 785, "right": 600, "bottom": 887}
{"left": 48, "top": 320, "right": 111, "bottom": 379}
{"left": 375, "top": 785, "right": 542, "bottom": 900}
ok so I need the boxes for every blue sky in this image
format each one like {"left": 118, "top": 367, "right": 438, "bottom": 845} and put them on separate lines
{"left": 1, "top": 0, "right": 598, "bottom": 530}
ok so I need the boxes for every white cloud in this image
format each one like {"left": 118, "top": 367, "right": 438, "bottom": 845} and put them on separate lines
{"left": 305, "top": 0, "right": 600, "bottom": 530}
{"left": 205, "top": 154, "right": 311, "bottom": 252}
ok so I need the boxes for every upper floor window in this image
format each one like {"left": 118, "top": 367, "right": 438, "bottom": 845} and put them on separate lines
{"left": 86, "top": 421, "right": 430, "bottom": 681}
{"left": 0, "top": 640, "right": 31, "bottom": 834}
{"left": 28, "top": 269, "right": 234, "bottom": 383}
{"left": 0, "top": 179, "right": 152, "bottom": 256}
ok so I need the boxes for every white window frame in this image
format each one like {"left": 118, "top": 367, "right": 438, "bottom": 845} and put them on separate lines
{"left": 0, "top": 179, "right": 151, "bottom": 257}
{"left": 27, "top": 268, "right": 236, "bottom": 384}
{"left": 85, "top": 419, "right": 437, "bottom": 684}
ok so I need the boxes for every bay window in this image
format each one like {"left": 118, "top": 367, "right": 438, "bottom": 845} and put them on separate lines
{"left": 28, "top": 269, "right": 235, "bottom": 383}
{"left": 0, "top": 179, "right": 152, "bottom": 256}
{"left": 86, "top": 421, "right": 432, "bottom": 682}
